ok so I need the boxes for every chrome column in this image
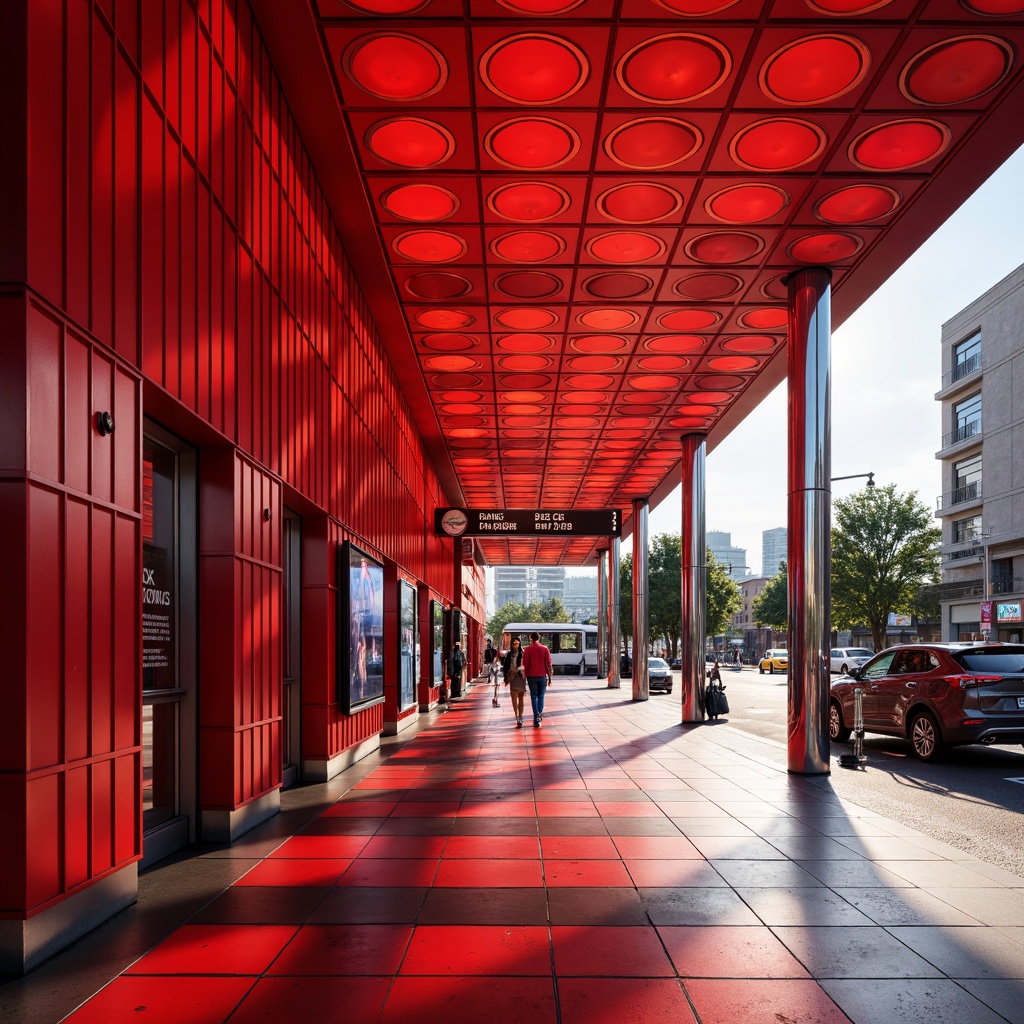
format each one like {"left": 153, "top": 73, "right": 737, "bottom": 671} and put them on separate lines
{"left": 608, "top": 536, "right": 621, "bottom": 689}
{"left": 596, "top": 548, "right": 608, "bottom": 679}
{"left": 787, "top": 267, "right": 832, "bottom": 775}
{"left": 632, "top": 497, "right": 650, "bottom": 701}
{"left": 681, "top": 433, "right": 707, "bottom": 723}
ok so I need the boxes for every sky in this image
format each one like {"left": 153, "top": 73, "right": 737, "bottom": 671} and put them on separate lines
{"left": 642, "top": 142, "right": 1024, "bottom": 576}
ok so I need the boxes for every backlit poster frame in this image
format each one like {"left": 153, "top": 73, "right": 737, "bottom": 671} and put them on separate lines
{"left": 338, "top": 541, "right": 385, "bottom": 714}
{"left": 399, "top": 580, "right": 418, "bottom": 711}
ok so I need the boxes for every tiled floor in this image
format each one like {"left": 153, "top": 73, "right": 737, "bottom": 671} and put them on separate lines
{"left": 5, "top": 677, "right": 1024, "bottom": 1023}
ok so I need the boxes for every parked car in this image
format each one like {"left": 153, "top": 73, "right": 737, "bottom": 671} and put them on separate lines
{"left": 648, "top": 658, "right": 673, "bottom": 694}
{"left": 758, "top": 649, "right": 788, "bottom": 674}
{"left": 829, "top": 643, "right": 1024, "bottom": 761}
{"left": 669, "top": 656, "right": 682, "bottom": 670}
{"left": 620, "top": 652, "right": 632, "bottom": 678}
{"left": 830, "top": 647, "right": 874, "bottom": 675}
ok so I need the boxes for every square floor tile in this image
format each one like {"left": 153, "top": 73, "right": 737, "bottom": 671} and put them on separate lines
{"left": 545, "top": 860, "right": 634, "bottom": 887}
{"left": 267, "top": 924, "right": 412, "bottom": 976}
{"left": 611, "top": 836, "right": 700, "bottom": 860}
{"left": 536, "top": 802, "right": 598, "bottom": 817}
{"left": 189, "top": 886, "right": 329, "bottom": 925}
{"left": 126, "top": 924, "right": 296, "bottom": 974}
{"left": 234, "top": 860, "right": 350, "bottom": 888}
{"left": 230, "top": 976, "right": 390, "bottom": 1023}
{"left": 552, "top": 926, "right": 675, "bottom": 977}
{"left": 799, "top": 861, "right": 913, "bottom": 888}
{"left": 538, "top": 818, "right": 610, "bottom": 836}
{"left": 337, "top": 859, "right": 438, "bottom": 887}
{"left": 772, "top": 926, "right": 943, "bottom": 979}
{"left": 594, "top": 802, "right": 661, "bottom": 817}
{"left": 418, "top": 888, "right": 550, "bottom": 926}
{"left": 445, "top": 836, "right": 541, "bottom": 859}
{"left": 299, "top": 817, "right": 382, "bottom": 836}
{"left": 376, "top": 818, "right": 455, "bottom": 836}
{"left": 320, "top": 800, "right": 397, "bottom": 817}
{"left": 390, "top": 801, "right": 460, "bottom": 817}
{"left": 451, "top": 818, "right": 541, "bottom": 837}
{"left": 540, "top": 836, "right": 619, "bottom": 859}
{"left": 401, "top": 926, "right": 551, "bottom": 975}
{"left": 434, "top": 859, "right": 544, "bottom": 887}
{"left": 920, "top": 887, "right": 1024, "bottom": 926}
{"left": 625, "top": 860, "right": 727, "bottom": 888}
{"left": 381, "top": 976, "right": 557, "bottom": 1024}
{"left": 958, "top": 980, "right": 1024, "bottom": 1024}
{"left": 458, "top": 801, "right": 536, "bottom": 817}
{"left": 822, "top": 978, "right": 1008, "bottom": 1024}
{"left": 601, "top": 818, "right": 684, "bottom": 836}
{"left": 641, "top": 889, "right": 760, "bottom": 927}
{"left": 685, "top": 978, "right": 851, "bottom": 1023}
{"left": 561, "top": 974, "right": 696, "bottom": 1024}
{"left": 270, "top": 835, "right": 369, "bottom": 859}
{"left": 306, "top": 887, "right": 427, "bottom": 924}
{"left": 888, "top": 926, "right": 1024, "bottom": 979}
{"left": 64, "top": 976, "right": 255, "bottom": 1024}
{"left": 831, "top": 887, "right": 980, "bottom": 927}
{"left": 735, "top": 888, "right": 872, "bottom": 927}
{"left": 659, "top": 925, "right": 810, "bottom": 979}
{"left": 547, "top": 887, "right": 650, "bottom": 926}
{"left": 712, "top": 860, "right": 823, "bottom": 888}
{"left": 358, "top": 835, "right": 447, "bottom": 859}
{"left": 689, "top": 837, "right": 788, "bottom": 860}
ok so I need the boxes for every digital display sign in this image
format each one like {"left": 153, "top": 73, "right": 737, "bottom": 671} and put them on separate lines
{"left": 435, "top": 507, "right": 622, "bottom": 537}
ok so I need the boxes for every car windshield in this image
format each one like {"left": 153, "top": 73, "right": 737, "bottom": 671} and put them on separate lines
{"left": 957, "top": 652, "right": 1024, "bottom": 673}
{"left": 648, "top": 659, "right": 669, "bottom": 669}
{"left": 849, "top": 649, "right": 873, "bottom": 657}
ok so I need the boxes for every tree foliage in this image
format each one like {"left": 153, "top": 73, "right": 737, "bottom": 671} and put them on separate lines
{"left": 486, "top": 597, "right": 570, "bottom": 645}
{"left": 753, "top": 560, "right": 788, "bottom": 630}
{"left": 831, "top": 484, "right": 941, "bottom": 650}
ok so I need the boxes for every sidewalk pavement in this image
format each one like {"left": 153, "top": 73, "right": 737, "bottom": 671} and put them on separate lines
{"left": 4, "top": 674, "right": 1024, "bottom": 1023}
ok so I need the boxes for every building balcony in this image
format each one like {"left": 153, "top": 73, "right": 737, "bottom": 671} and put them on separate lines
{"left": 938, "top": 420, "right": 982, "bottom": 455}
{"left": 942, "top": 544, "right": 983, "bottom": 566}
{"left": 934, "top": 353, "right": 982, "bottom": 400}
{"left": 936, "top": 481, "right": 982, "bottom": 514}
{"left": 991, "top": 577, "right": 1024, "bottom": 597}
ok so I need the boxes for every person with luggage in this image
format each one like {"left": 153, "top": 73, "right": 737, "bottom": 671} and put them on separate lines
{"left": 503, "top": 637, "right": 526, "bottom": 727}
{"left": 706, "top": 659, "right": 729, "bottom": 720}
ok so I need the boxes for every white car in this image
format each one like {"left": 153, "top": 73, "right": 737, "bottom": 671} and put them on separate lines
{"left": 830, "top": 647, "right": 874, "bottom": 675}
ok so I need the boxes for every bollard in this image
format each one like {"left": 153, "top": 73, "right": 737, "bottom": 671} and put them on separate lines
{"left": 839, "top": 687, "right": 867, "bottom": 768}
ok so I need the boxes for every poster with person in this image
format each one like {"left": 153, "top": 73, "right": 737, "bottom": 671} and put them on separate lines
{"left": 338, "top": 541, "right": 385, "bottom": 712}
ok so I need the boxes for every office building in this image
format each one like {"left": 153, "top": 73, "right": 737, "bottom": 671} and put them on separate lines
{"left": 762, "top": 527, "right": 787, "bottom": 578}
{"left": 708, "top": 531, "right": 748, "bottom": 582}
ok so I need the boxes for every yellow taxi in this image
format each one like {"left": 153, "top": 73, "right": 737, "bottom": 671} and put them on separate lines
{"left": 758, "top": 649, "right": 788, "bottom": 674}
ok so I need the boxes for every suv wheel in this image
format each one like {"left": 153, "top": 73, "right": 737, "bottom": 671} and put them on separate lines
{"left": 910, "top": 711, "right": 947, "bottom": 762}
{"left": 829, "top": 701, "right": 851, "bottom": 743}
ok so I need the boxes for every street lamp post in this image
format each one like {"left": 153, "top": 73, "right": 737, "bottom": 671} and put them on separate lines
{"left": 831, "top": 472, "right": 875, "bottom": 487}
{"left": 973, "top": 529, "right": 992, "bottom": 637}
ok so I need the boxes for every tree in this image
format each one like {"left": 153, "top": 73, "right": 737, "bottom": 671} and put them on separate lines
{"left": 649, "top": 533, "right": 682, "bottom": 658}
{"left": 618, "top": 552, "right": 633, "bottom": 648}
{"left": 753, "top": 560, "right": 788, "bottom": 630}
{"left": 832, "top": 484, "right": 941, "bottom": 651}
{"left": 706, "top": 549, "right": 742, "bottom": 638}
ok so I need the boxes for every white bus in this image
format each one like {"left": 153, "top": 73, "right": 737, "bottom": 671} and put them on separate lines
{"left": 500, "top": 622, "right": 599, "bottom": 676}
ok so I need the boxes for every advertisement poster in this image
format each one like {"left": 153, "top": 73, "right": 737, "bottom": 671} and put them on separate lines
{"left": 399, "top": 581, "right": 418, "bottom": 711}
{"left": 338, "top": 542, "right": 385, "bottom": 713}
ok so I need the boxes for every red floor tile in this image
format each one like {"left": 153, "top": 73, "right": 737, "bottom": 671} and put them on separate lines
{"left": 684, "top": 980, "right": 852, "bottom": 1024}
{"left": 594, "top": 802, "right": 662, "bottom": 817}
{"left": 611, "top": 836, "right": 702, "bottom": 860}
{"left": 540, "top": 836, "right": 619, "bottom": 860}
{"left": 381, "top": 977, "right": 557, "bottom": 1024}
{"left": 544, "top": 861, "right": 634, "bottom": 887}
{"left": 229, "top": 976, "right": 390, "bottom": 1023}
{"left": 235, "top": 859, "right": 350, "bottom": 888}
{"left": 536, "top": 802, "right": 598, "bottom": 817}
{"left": 658, "top": 926, "right": 810, "bottom": 979}
{"left": 63, "top": 976, "right": 255, "bottom": 1024}
{"left": 390, "top": 801, "right": 460, "bottom": 817}
{"left": 319, "top": 800, "right": 397, "bottom": 817}
{"left": 126, "top": 924, "right": 296, "bottom": 974}
{"left": 401, "top": 926, "right": 552, "bottom": 975}
{"left": 337, "top": 859, "right": 439, "bottom": 887}
{"left": 359, "top": 835, "right": 447, "bottom": 859}
{"left": 458, "top": 801, "right": 536, "bottom": 817}
{"left": 444, "top": 836, "right": 541, "bottom": 859}
{"left": 354, "top": 779, "right": 411, "bottom": 790}
{"left": 552, "top": 926, "right": 676, "bottom": 977}
{"left": 267, "top": 924, "right": 412, "bottom": 976}
{"left": 534, "top": 779, "right": 587, "bottom": 790}
{"left": 269, "top": 835, "right": 369, "bottom": 859}
{"left": 434, "top": 859, "right": 544, "bottom": 887}
{"left": 558, "top": 978, "right": 696, "bottom": 1024}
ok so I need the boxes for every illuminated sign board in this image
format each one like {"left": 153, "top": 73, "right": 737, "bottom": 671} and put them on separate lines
{"left": 997, "top": 602, "right": 1021, "bottom": 623}
{"left": 436, "top": 507, "right": 622, "bottom": 538}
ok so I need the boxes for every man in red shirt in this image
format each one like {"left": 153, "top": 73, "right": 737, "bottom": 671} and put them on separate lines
{"left": 522, "top": 631, "right": 553, "bottom": 728}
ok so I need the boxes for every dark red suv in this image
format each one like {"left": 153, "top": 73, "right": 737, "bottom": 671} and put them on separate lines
{"left": 829, "top": 643, "right": 1024, "bottom": 761}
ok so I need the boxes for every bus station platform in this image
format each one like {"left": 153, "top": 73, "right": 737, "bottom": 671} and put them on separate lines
{"left": 3, "top": 676, "right": 1023, "bottom": 1024}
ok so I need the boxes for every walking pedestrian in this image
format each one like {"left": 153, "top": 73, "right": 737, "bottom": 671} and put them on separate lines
{"left": 447, "top": 641, "right": 465, "bottom": 699}
{"left": 487, "top": 649, "right": 502, "bottom": 707}
{"left": 522, "top": 631, "right": 553, "bottom": 728}
{"left": 503, "top": 637, "right": 526, "bottom": 727}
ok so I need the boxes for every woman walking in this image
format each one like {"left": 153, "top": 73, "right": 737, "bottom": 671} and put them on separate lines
{"left": 503, "top": 637, "right": 526, "bottom": 728}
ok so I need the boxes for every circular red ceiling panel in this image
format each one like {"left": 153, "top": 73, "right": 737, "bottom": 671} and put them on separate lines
{"left": 577, "top": 308, "right": 638, "bottom": 330}
{"left": 618, "top": 403, "right": 662, "bottom": 414}
{"left": 496, "top": 0, "right": 587, "bottom": 11}
{"left": 571, "top": 334, "right": 631, "bottom": 353}
{"left": 698, "top": 374, "right": 745, "bottom": 388}
{"left": 499, "top": 354, "right": 554, "bottom": 371}
{"left": 901, "top": 37, "right": 1012, "bottom": 106}
{"left": 605, "top": 117, "right": 703, "bottom": 170}
{"left": 587, "top": 231, "right": 666, "bottom": 263}
{"left": 366, "top": 118, "right": 455, "bottom": 168}
{"left": 491, "top": 230, "right": 566, "bottom": 263}
{"left": 686, "top": 390, "right": 732, "bottom": 403}
{"left": 677, "top": 404, "right": 718, "bottom": 417}
{"left": 394, "top": 230, "right": 466, "bottom": 263}
{"left": 498, "top": 373, "right": 553, "bottom": 389}
{"left": 494, "top": 308, "right": 558, "bottom": 330}
{"left": 670, "top": 417, "right": 710, "bottom": 429}
{"left": 405, "top": 272, "right": 471, "bottom": 299}
{"left": 496, "top": 271, "right": 562, "bottom": 297}
{"left": 708, "top": 355, "right": 758, "bottom": 371}
{"left": 760, "top": 35, "right": 869, "bottom": 105}
{"left": 479, "top": 34, "right": 589, "bottom": 105}
{"left": 722, "top": 335, "right": 777, "bottom": 353}
{"left": 789, "top": 231, "right": 862, "bottom": 263}
{"left": 706, "top": 184, "right": 789, "bottom": 224}
{"left": 655, "top": 0, "right": 742, "bottom": 12}
{"left": 345, "top": 34, "right": 448, "bottom": 101}
{"left": 815, "top": 184, "right": 900, "bottom": 224}
{"left": 430, "top": 373, "right": 482, "bottom": 388}
{"left": 441, "top": 390, "right": 483, "bottom": 403}
{"left": 623, "top": 391, "right": 669, "bottom": 403}
{"left": 730, "top": 118, "right": 827, "bottom": 171}
{"left": 453, "top": 456, "right": 490, "bottom": 467}
{"left": 488, "top": 181, "right": 571, "bottom": 221}
{"left": 618, "top": 35, "right": 732, "bottom": 104}
{"left": 424, "top": 354, "right": 480, "bottom": 371}
{"left": 485, "top": 118, "right": 581, "bottom": 170}
{"left": 584, "top": 272, "right": 653, "bottom": 298}
{"left": 805, "top": 0, "right": 894, "bottom": 12}
{"left": 442, "top": 403, "right": 485, "bottom": 415}
{"left": 505, "top": 390, "right": 547, "bottom": 402}
{"left": 381, "top": 183, "right": 459, "bottom": 222}
{"left": 658, "top": 309, "right": 719, "bottom": 330}
{"left": 566, "top": 355, "right": 623, "bottom": 371}
{"left": 443, "top": 415, "right": 486, "bottom": 428}
{"left": 566, "top": 373, "right": 616, "bottom": 389}
{"left": 644, "top": 335, "right": 705, "bottom": 352}
{"left": 638, "top": 355, "right": 690, "bottom": 371}
{"left": 686, "top": 231, "right": 764, "bottom": 264}
{"left": 416, "top": 309, "right": 475, "bottom": 329}
{"left": 850, "top": 119, "right": 951, "bottom": 170}
{"left": 561, "top": 392, "right": 609, "bottom": 405}
{"left": 961, "top": 0, "right": 1024, "bottom": 13}
{"left": 630, "top": 374, "right": 682, "bottom": 390}
{"left": 738, "top": 307, "right": 787, "bottom": 329}
{"left": 673, "top": 272, "right": 743, "bottom": 299}
{"left": 496, "top": 333, "right": 556, "bottom": 352}
{"left": 597, "top": 183, "right": 683, "bottom": 224}
{"left": 761, "top": 276, "right": 789, "bottom": 300}
{"left": 421, "top": 333, "right": 474, "bottom": 351}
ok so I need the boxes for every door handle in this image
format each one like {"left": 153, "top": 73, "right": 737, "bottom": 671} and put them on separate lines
{"left": 905, "top": 681, "right": 917, "bottom": 688}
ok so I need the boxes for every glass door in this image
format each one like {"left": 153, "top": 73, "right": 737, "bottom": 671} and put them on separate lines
{"left": 281, "top": 509, "right": 301, "bottom": 788}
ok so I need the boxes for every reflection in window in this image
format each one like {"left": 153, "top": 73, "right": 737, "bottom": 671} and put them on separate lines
{"left": 953, "top": 393, "right": 981, "bottom": 444}
{"left": 953, "top": 331, "right": 980, "bottom": 381}
{"left": 142, "top": 703, "right": 178, "bottom": 831}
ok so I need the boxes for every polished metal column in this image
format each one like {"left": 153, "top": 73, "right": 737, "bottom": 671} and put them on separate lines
{"left": 680, "top": 434, "right": 707, "bottom": 722}
{"left": 632, "top": 498, "right": 650, "bottom": 701}
{"left": 608, "top": 536, "right": 622, "bottom": 689}
{"left": 596, "top": 548, "right": 608, "bottom": 679}
{"left": 787, "top": 267, "right": 832, "bottom": 775}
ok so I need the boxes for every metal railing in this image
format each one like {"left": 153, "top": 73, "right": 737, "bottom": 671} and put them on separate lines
{"left": 940, "top": 420, "right": 981, "bottom": 450}
{"left": 991, "top": 577, "right": 1024, "bottom": 596}
{"left": 943, "top": 545, "right": 982, "bottom": 562}
{"left": 936, "top": 481, "right": 981, "bottom": 511}
{"left": 934, "top": 580, "right": 983, "bottom": 601}
{"left": 940, "top": 351, "right": 981, "bottom": 388}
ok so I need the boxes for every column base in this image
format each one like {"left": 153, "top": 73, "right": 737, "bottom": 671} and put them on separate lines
{"left": 302, "top": 733, "right": 381, "bottom": 782}
{"left": 200, "top": 789, "right": 281, "bottom": 843}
